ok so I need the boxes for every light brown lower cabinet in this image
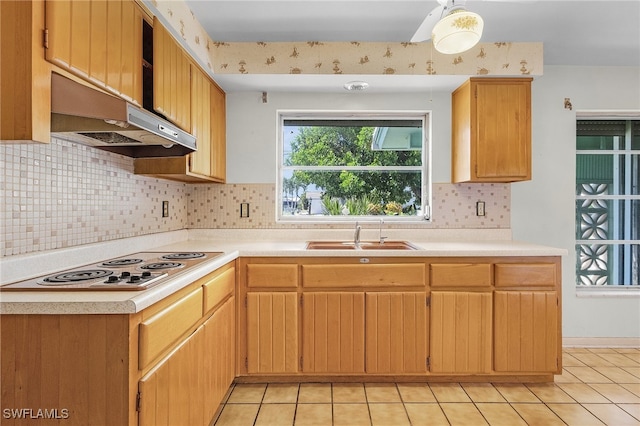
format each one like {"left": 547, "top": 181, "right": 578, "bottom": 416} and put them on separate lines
{"left": 138, "top": 296, "right": 235, "bottom": 426}
{"left": 0, "top": 262, "right": 236, "bottom": 426}
{"left": 0, "top": 314, "right": 132, "bottom": 425}
{"left": 239, "top": 256, "right": 561, "bottom": 381}
{"left": 366, "top": 292, "right": 428, "bottom": 374}
{"left": 302, "top": 292, "right": 366, "bottom": 373}
{"left": 246, "top": 292, "right": 299, "bottom": 374}
{"left": 494, "top": 290, "right": 559, "bottom": 373}
{"left": 429, "top": 291, "right": 493, "bottom": 374}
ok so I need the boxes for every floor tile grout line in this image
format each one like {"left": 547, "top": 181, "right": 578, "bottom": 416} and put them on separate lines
{"left": 622, "top": 366, "right": 640, "bottom": 380}
{"left": 458, "top": 382, "right": 493, "bottom": 426}
{"left": 362, "top": 382, "right": 375, "bottom": 426}
{"left": 616, "top": 403, "right": 640, "bottom": 422}
{"left": 580, "top": 401, "right": 632, "bottom": 426}
{"left": 292, "top": 383, "right": 301, "bottom": 426}
{"left": 394, "top": 382, "right": 414, "bottom": 425}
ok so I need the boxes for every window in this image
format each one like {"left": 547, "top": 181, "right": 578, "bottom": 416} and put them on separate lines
{"left": 576, "top": 119, "right": 640, "bottom": 286}
{"left": 277, "top": 111, "right": 430, "bottom": 222}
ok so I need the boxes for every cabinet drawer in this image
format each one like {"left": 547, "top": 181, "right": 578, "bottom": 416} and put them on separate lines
{"left": 139, "top": 288, "right": 203, "bottom": 369}
{"left": 430, "top": 264, "right": 492, "bottom": 287}
{"left": 246, "top": 264, "right": 298, "bottom": 288}
{"left": 203, "top": 267, "right": 235, "bottom": 313}
{"left": 495, "top": 264, "right": 556, "bottom": 287}
{"left": 302, "top": 264, "right": 425, "bottom": 288}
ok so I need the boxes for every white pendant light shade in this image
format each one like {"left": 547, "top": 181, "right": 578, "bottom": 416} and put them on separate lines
{"left": 432, "top": 9, "right": 484, "bottom": 54}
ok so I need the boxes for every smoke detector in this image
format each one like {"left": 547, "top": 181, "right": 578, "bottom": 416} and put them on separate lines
{"left": 343, "top": 81, "right": 370, "bottom": 91}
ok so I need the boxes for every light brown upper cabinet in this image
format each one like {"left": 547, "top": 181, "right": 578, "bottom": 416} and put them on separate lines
{"left": 152, "top": 17, "right": 191, "bottom": 131}
{"left": 135, "top": 63, "right": 226, "bottom": 183}
{"left": 1, "top": 0, "right": 51, "bottom": 143}
{"left": 189, "top": 66, "right": 226, "bottom": 182}
{"left": 44, "top": 0, "right": 143, "bottom": 106}
{"left": 452, "top": 78, "right": 532, "bottom": 183}
{"left": 209, "top": 81, "right": 227, "bottom": 182}
{"left": 189, "top": 65, "right": 212, "bottom": 177}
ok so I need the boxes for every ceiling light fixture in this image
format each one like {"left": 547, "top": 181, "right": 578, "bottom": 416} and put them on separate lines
{"left": 343, "top": 81, "right": 369, "bottom": 91}
{"left": 431, "top": 6, "right": 483, "bottom": 55}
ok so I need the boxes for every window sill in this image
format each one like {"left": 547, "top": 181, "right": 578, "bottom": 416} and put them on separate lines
{"left": 576, "top": 286, "right": 640, "bottom": 298}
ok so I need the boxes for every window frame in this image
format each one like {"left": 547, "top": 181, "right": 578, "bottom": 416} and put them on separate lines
{"left": 575, "top": 114, "right": 640, "bottom": 288}
{"left": 276, "top": 109, "right": 432, "bottom": 223}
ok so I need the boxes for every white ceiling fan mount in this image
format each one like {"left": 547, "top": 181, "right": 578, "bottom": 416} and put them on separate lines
{"left": 411, "top": 0, "right": 529, "bottom": 54}
{"left": 411, "top": 0, "right": 484, "bottom": 54}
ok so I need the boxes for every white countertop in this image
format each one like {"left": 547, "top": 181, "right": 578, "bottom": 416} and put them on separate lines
{"left": 0, "top": 229, "right": 567, "bottom": 315}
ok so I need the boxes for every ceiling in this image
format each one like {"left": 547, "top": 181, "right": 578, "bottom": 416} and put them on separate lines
{"left": 185, "top": 0, "right": 640, "bottom": 93}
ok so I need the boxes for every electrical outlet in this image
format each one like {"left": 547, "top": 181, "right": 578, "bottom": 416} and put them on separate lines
{"left": 476, "top": 201, "right": 485, "bottom": 217}
{"left": 240, "top": 203, "right": 250, "bottom": 218}
{"left": 162, "top": 201, "right": 169, "bottom": 217}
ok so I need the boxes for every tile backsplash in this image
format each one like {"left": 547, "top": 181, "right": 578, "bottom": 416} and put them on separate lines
{"left": 1, "top": 139, "right": 509, "bottom": 257}
{"left": 188, "top": 183, "right": 510, "bottom": 229}
{"left": 1, "top": 139, "right": 188, "bottom": 256}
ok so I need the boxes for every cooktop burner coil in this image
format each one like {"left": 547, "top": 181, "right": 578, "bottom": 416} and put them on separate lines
{"left": 140, "top": 262, "right": 184, "bottom": 270}
{"left": 161, "top": 252, "right": 206, "bottom": 260}
{"left": 40, "top": 270, "right": 114, "bottom": 285}
{"left": 101, "top": 258, "right": 144, "bottom": 267}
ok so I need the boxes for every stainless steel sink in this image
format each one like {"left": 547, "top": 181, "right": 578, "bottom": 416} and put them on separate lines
{"left": 305, "top": 241, "right": 419, "bottom": 250}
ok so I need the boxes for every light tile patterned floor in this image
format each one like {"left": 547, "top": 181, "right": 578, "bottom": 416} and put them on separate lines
{"left": 215, "top": 348, "right": 640, "bottom": 425}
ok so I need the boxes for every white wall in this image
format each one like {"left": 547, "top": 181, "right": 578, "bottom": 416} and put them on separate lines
{"left": 225, "top": 91, "right": 453, "bottom": 183}
{"left": 225, "top": 66, "right": 640, "bottom": 339}
{"left": 513, "top": 66, "right": 640, "bottom": 338}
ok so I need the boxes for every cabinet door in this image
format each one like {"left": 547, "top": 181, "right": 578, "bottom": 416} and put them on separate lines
{"left": 203, "top": 296, "right": 236, "bottom": 423}
{"left": 45, "top": 0, "right": 143, "bottom": 105}
{"left": 366, "top": 292, "right": 428, "bottom": 374}
{"left": 189, "top": 65, "right": 212, "bottom": 177}
{"left": 139, "top": 297, "right": 235, "bottom": 426}
{"left": 209, "top": 83, "right": 227, "bottom": 182}
{"left": 153, "top": 17, "right": 191, "bottom": 130}
{"left": 430, "top": 291, "right": 492, "bottom": 374}
{"left": 474, "top": 79, "right": 531, "bottom": 181}
{"left": 494, "top": 291, "right": 559, "bottom": 373}
{"left": 139, "top": 324, "right": 204, "bottom": 426}
{"left": 246, "top": 292, "right": 298, "bottom": 373}
{"left": 1, "top": 0, "right": 51, "bottom": 143}
{"left": 302, "top": 292, "right": 365, "bottom": 373}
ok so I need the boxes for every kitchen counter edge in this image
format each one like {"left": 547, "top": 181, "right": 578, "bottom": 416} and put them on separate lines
{"left": 0, "top": 240, "right": 566, "bottom": 315}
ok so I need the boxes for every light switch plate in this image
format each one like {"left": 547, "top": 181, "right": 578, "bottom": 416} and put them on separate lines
{"left": 476, "top": 201, "right": 485, "bottom": 217}
{"left": 162, "top": 201, "right": 169, "bottom": 217}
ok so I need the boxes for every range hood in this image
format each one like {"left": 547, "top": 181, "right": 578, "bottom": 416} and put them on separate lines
{"left": 50, "top": 73, "right": 196, "bottom": 158}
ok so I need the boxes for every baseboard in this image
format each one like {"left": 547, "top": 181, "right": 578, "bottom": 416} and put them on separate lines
{"left": 563, "top": 337, "right": 640, "bottom": 348}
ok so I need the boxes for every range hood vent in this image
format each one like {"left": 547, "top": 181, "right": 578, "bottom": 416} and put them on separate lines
{"left": 50, "top": 73, "right": 196, "bottom": 158}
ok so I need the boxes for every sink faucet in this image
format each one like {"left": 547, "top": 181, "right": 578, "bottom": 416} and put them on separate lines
{"left": 354, "top": 221, "right": 361, "bottom": 248}
{"left": 379, "top": 218, "right": 387, "bottom": 244}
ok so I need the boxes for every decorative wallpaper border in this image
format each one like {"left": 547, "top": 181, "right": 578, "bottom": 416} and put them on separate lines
{"left": 145, "top": 1, "right": 543, "bottom": 79}
{"left": 211, "top": 41, "right": 543, "bottom": 77}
